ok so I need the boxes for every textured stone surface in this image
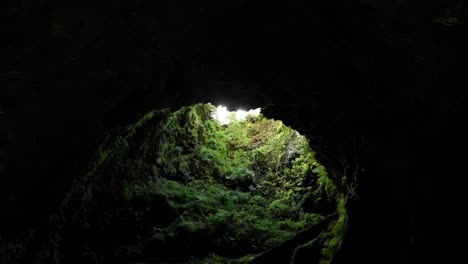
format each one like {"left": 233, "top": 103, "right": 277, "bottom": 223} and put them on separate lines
{"left": 2, "top": 1, "right": 467, "bottom": 263}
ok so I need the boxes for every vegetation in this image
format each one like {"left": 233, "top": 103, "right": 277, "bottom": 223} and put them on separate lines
{"left": 10, "top": 103, "right": 348, "bottom": 263}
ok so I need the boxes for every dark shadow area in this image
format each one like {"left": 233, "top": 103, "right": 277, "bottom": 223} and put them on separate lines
{"left": 1, "top": 0, "right": 467, "bottom": 263}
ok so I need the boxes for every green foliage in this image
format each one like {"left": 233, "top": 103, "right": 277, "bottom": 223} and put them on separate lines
{"left": 55, "top": 103, "right": 346, "bottom": 263}
{"left": 320, "top": 196, "right": 348, "bottom": 264}
{"left": 126, "top": 177, "right": 323, "bottom": 254}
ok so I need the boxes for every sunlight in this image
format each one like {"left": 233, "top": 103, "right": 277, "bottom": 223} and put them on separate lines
{"left": 211, "top": 105, "right": 261, "bottom": 125}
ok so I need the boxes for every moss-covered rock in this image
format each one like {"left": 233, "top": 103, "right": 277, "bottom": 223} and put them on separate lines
{"left": 7, "top": 103, "right": 349, "bottom": 264}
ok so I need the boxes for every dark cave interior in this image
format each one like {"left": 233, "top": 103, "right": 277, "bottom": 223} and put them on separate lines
{"left": 1, "top": 0, "right": 468, "bottom": 263}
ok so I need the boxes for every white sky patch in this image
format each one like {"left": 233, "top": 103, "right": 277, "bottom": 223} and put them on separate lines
{"left": 211, "top": 105, "right": 261, "bottom": 125}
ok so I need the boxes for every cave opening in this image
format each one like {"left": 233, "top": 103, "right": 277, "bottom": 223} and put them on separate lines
{"left": 41, "top": 103, "right": 349, "bottom": 264}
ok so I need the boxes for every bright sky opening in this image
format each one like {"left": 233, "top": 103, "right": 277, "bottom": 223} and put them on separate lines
{"left": 211, "top": 105, "right": 261, "bottom": 125}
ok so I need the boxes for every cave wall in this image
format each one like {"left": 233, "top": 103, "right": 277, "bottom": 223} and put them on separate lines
{"left": 1, "top": 1, "right": 467, "bottom": 263}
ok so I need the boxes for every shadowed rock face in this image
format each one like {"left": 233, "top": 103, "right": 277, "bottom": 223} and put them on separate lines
{"left": 1, "top": 1, "right": 468, "bottom": 263}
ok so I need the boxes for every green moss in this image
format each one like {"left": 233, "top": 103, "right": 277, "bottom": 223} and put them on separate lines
{"left": 51, "top": 103, "right": 348, "bottom": 263}
{"left": 320, "top": 196, "right": 348, "bottom": 263}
